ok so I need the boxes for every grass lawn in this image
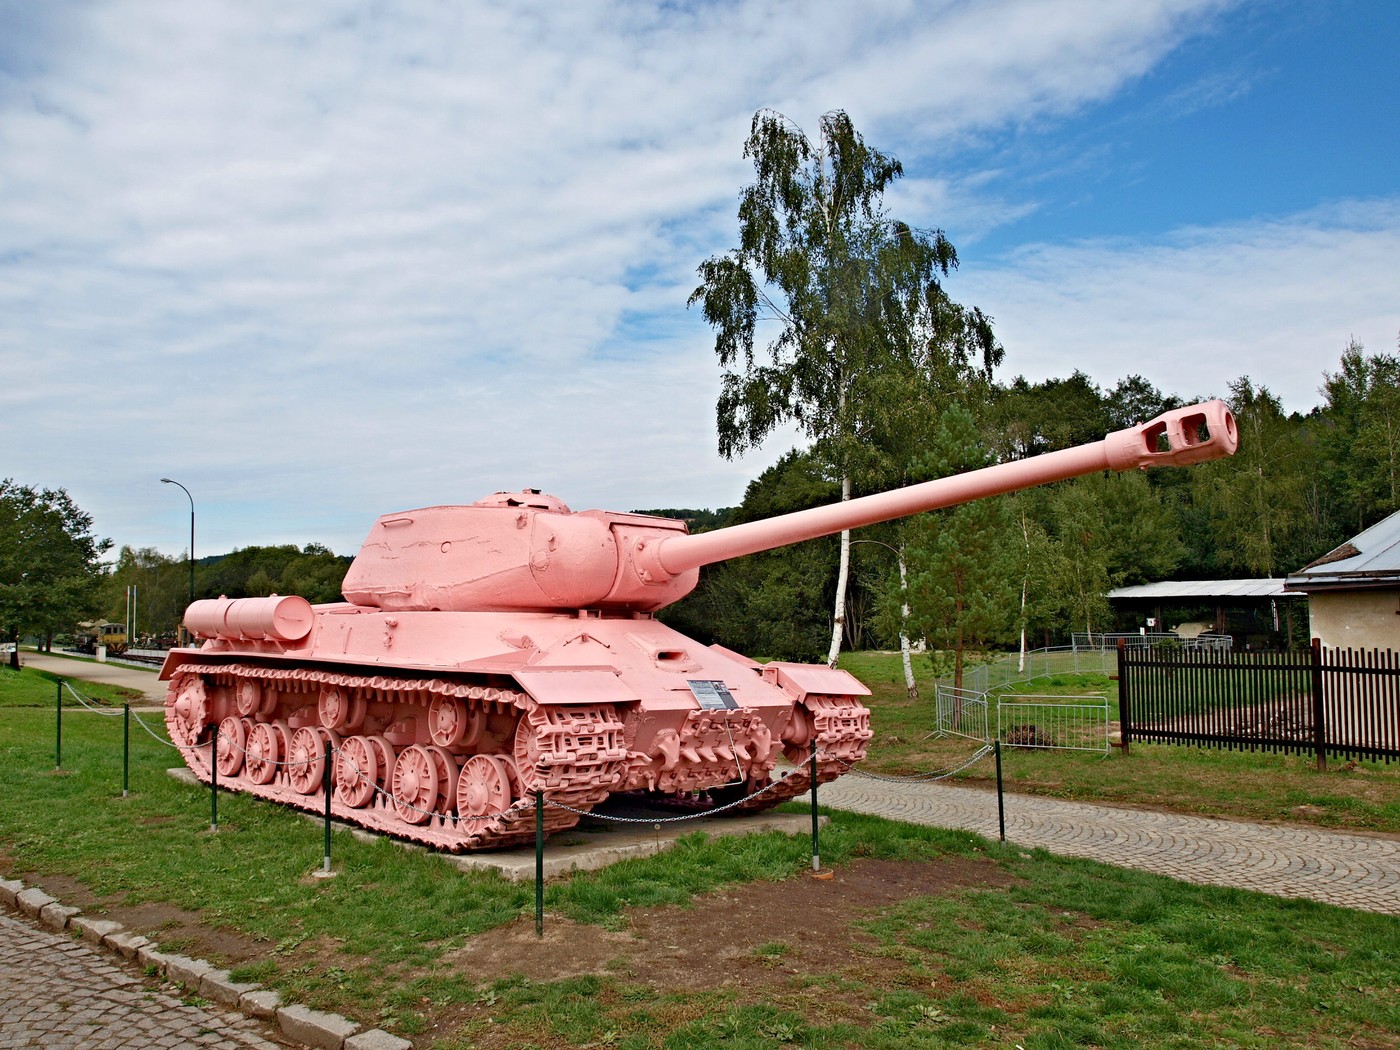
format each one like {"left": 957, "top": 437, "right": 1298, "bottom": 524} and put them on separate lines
{"left": 2, "top": 662, "right": 1398, "bottom": 1048}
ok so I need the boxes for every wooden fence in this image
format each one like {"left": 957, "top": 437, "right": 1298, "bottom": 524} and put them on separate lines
{"left": 1117, "top": 640, "right": 1399, "bottom": 766}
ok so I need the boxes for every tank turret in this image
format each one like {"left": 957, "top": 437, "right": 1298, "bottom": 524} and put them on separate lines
{"left": 161, "top": 400, "right": 1236, "bottom": 851}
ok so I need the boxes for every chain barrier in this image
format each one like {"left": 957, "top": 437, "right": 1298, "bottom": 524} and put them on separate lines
{"left": 540, "top": 740, "right": 993, "bottom": 826}
{"left": 844, "top": 744, "right": 994, "bottom": 783}
{"left": 60, "top": 680, "right": 992, "bottom": 830}
{"left": 61, "top": 682, "right": 124, "bottom": 717}
{"left": 128, "top": 707, "right": 208, "bottom": 753}
{"left": 540, "top": 764, "right": 809, "bottom": 823}
{"left": 126, "top": 700, "right": 529, "bottom": 823}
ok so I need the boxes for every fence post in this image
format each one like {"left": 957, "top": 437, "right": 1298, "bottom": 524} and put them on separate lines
{"left": 1116, "top": 639, "right": 1131, "bottom": 755}
{"left": 994, "top": 740, "right": 1005, "bottom": 843}
{"left": 535, "top": 789, "right": 545, "bottom": 938}
{"left": 55, "top": 679, "right": 63, "bottom": 770}
{"left": 122, "top": 703, "right": 130, "bottom": 797}
{"left": 809, "top": 747, "right": 820, "bottom": 872}
{"left": 210, "top": 721, "right": 219, "bottom": 832}
{"left": 1310, "top": 638, "right": 1327, "bottom": 772}
{"left": 322, "top": 739, "right": 333, "bottom": 874}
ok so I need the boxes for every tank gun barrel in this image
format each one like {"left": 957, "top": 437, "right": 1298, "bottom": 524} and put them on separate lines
{"left": 650, "top": 399, "right": 1237, "bottom": 578}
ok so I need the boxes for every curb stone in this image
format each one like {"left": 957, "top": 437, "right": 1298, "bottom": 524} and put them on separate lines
{"left": 0, "top": 876, "right": 23, "bottom": 907}
{"left": 345, "top": 1030, "right": 414, "bottom": 1050}
{"left": 15, "top": 885, "right": 55, "bottom": 917}
{"left": 39, "top": 900, "right": 81, "bottom": 930}
{"left": 72, "top": 915, "right": 124, "bottom": 945}
{"left": 104, "top": 929, "right": 151, "bottom": 958}
{"left": 277, "top": 1003, "right": 359, "bottom": 1049}
{"left": 202, "top": 966, "right": 265, "bottom": 1005}
{"left": 0, "top": 874, "right": 370, "bottom": 1049}
{"left": 163, "top": 951, "right": 215, "bottom": 988}
{"left": 242, "top": 987, "right": 284, "bottom": 1019}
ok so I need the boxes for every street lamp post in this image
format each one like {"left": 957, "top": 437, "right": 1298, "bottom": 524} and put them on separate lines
{"left": 160, "top": 479, "right": 195, "bottom": 613}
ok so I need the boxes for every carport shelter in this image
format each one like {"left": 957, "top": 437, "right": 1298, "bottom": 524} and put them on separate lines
{"left": 1108, "top": 579, "right": 1305, "bottom": 648}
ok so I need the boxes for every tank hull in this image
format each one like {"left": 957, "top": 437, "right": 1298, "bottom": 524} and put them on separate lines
{"left": 160, "top": 606, "right": 872, "bottom": 851}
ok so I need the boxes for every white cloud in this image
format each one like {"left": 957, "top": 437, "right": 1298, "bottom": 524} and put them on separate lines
{"left": 4, "top": 0, "right": 1388, "bottom": 562}
{"left": 956, "top": 199, "right": 1400, "bottom": 414}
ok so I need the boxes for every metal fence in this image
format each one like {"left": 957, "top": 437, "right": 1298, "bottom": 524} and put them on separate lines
{"left": 933, "top": 683, "right": 1111, "bottom": 755}
{"left": 1072, "top": 632, "right": 1233, "bottom": 652}
{"left": 951, "top": 646, "right": 1117, "bottom": 696}
{"left": 933, "top": 684, "right": 990, "bottom": 742}
{"left": 1119, "top": 640, "right": 1399, "bottom": 765}
{"left": 997, "top": 696, "right": 1111, "bottom": 755}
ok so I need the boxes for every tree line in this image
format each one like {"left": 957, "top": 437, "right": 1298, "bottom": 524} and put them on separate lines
{"left": 655, "top": 345, "right": 1399, "bottom": 673}
{"left": 0, "top": 504, "right": 352, "bottom": 651}
{"left": 2, "top": 339, "right": 1391, "bottom": 657}
{"left": 96, "top": 543, "right": 352, "bottom": 644}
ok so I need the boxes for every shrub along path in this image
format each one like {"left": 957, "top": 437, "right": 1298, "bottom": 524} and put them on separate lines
{"left": 811, "top": 772, "right": 1400, "bottom": 915}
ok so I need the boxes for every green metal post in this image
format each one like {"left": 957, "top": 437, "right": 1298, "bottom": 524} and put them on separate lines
{"left": 323, "top": 739, "right": 333, "bottom": 873}
{"left": 210, "top": 721, "right": 219, "bottom": 832}
{"left": 994, "top": 740, "right": 1005, "bottom": 843}
{"left": 55, "top": 679, "right": 62, "bottom": 769}
{"left": 122, "top": 703, "right": 130, "bottom": 797}
{"left": 535, "top": 790, "right": 545, "bottom": 938}
{"left": 809, "top": 747, "right": 820, "bottom": 872}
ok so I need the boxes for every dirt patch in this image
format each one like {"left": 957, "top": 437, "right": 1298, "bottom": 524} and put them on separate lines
{"left": 446, "top": 856, "right": 1015, "bottom": 989}
{"left": 418, "top": 857, "right": 1019, "bottom": 1047}
{"left": 95, "top": 901, "right": 275, "bottom": 967}
{"left": 8, "top": 868, "right": 274, "bottom": 969}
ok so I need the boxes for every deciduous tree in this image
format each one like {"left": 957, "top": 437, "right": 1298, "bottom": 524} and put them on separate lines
{"left": 899, "top": 406, "right": 1020, "bottom": 691}
{"left": 0, "top": 480, "right": 110, "bottom": 666}
{"left": 1321, "top": 338, "right": 1400, "bottom": 531}
{"left": 691, "top": 108, "right": 997, "bottom": 667}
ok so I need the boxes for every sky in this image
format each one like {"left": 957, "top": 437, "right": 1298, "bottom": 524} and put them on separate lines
{"left": 1, "top": 0, "right": 1396, "bottom": 560}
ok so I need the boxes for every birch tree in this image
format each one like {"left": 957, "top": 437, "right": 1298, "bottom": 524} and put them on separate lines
{"left": 690, "top": 108, "right": 995, "bottom": 667}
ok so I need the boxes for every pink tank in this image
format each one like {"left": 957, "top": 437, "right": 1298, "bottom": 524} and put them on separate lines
{"left": 160, "top": 401, "right": 1237, "bottom": 850}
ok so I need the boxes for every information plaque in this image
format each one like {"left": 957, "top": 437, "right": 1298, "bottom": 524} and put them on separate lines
{"left": 687, "top": 679, "right": 739, "bottom": 710}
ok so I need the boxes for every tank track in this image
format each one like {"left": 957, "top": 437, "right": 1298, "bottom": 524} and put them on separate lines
{"left": 722, "top": 693, "right": 873, "bottom": 814}
{"left": 165, "top": 662, "right": 628, "bottom": 852}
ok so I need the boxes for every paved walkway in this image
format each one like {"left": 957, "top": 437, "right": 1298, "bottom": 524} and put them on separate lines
{"left": 813, "top": 773, "right": 1400, "bottom": 915}
{"left": 0, "top": 910, "right": 286, "bottom": 1049}
{"left": 17, "top": 651, "right": 165, "bottom": 704}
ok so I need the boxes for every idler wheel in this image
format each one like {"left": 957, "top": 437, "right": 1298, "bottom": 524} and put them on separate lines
{"left": 391, "top": 745, "right": 439, "bottom": 825}
{"left": 335, "top": 735, "right": 379, "bottom": 808}
{"left": 781, "top": 704, "right": 812, "bottom": 748}
{"left": 168, "top": 676, "right": 209, "bottom": 746}
{"left": 428, "top": 696, "right": 482, "bottom": 748}
{"left": 245, "top": 721, "right": 283, "bottom": 785}
{"left": 457, "top": 754, "right": 519, "bottom": 819}
{"left": 287, "top": 726, "right": 339, "bottom": 795}
{"left": 215, "top": 716, "right": 246, "bottom": 777}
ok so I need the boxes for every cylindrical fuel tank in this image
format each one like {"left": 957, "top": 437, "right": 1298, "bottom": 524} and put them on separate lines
{"left": 184, "top": 595, "right": 316, "bottom": 642}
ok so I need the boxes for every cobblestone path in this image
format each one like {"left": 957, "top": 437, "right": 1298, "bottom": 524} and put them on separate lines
{"left": 0, "top": 911, "right": 286, "bottom": 1050}
{"left": 815, "top": 775, "right": 1400, "bottom": 915}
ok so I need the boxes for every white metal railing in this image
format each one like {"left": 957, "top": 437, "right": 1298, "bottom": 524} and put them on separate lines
{"left": 996, "top": 695, "right": 1111, "bottom": 755}
{"left": 933, "top": 684, "right": 990, "bottom": 742}
{"left": 1071, "top": 631, "right": 1233, "bottom": 652}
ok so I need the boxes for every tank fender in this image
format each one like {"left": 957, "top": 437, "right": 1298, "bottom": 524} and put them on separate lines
{"left": 511, "top": 666, "right": 634, "bottom": 705}
{"left": 761, "top": 662, "right": 872, "bottom": 702}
